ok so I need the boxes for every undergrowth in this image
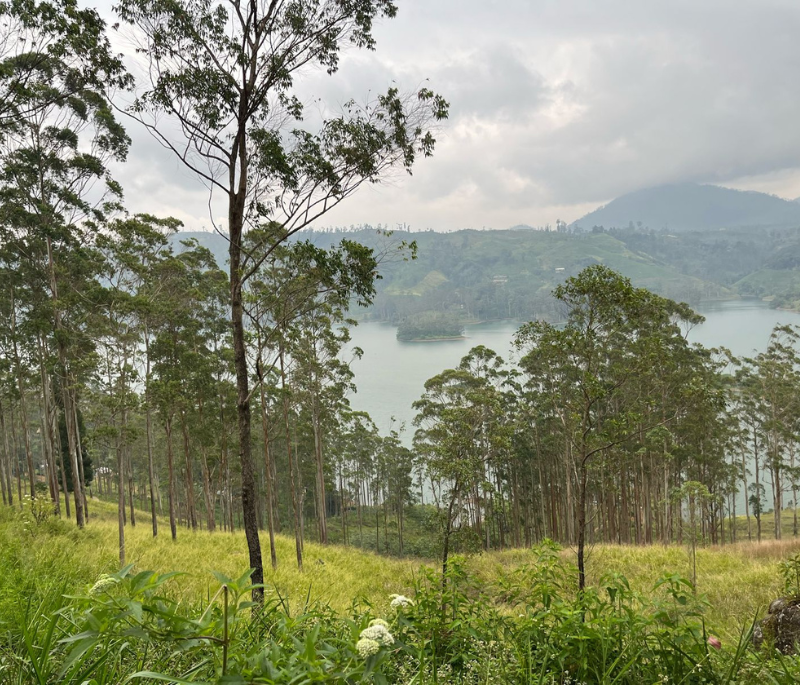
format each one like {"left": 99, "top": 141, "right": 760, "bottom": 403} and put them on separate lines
{"left": 2, "top": 504, "right": 800, "bottom": 682}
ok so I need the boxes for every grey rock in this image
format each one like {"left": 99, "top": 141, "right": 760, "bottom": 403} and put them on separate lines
{"left": 754, "top": 597, "right": 800, "bottom": 654}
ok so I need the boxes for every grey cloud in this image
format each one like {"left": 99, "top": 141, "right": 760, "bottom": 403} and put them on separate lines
{"left": 93, "top": 0, "right": 800, "bottom": 230}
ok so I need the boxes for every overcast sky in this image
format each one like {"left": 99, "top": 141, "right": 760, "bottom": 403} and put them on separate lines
{"left": 100, "top": 0, "right": 800, "bottom": 232}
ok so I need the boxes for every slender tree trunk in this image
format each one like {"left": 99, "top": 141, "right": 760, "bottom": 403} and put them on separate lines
{"left": 44, "top": 240, "right": 85, "bottom": 525}
{"left": 73, "top": 397, "right": 89, "bottom": 519}
{"left": 339, "top": 466, "right": 348, "bottom": 545}
{"left": 441, "top": 489, "right": 458, "bottom": 586}
{"left": 11, "top": 322, "right": 35, "bottom": 500}
{"left": 312, "top": 392, "right": 327, "bottom": 544}
{"left": 165, "top": 417, "right": 177, "bottom": 540}
{"left": 144, "top": 332, "right": 158, "bottom": 537}
{"left": 37, "top": 365, "right": 57, "bottom": 510}
{"left": 773, "top": 454, "right": 783, "bottom": 541}
{"left": 229, "top": 182, "right": 264, "bottom": 601}
{"left": 48, "top": 372, "right": 67, "bottom": 516}
{"left": 180, "top": 410, "right": 197, "bottom": 530}
{"left": 742, "top": 444, "right": 751, "bottom": 542}
{"left": 37, "top": 336, "right": 59, "bottom": 512}
{"left": 201, "top": 447, "right": 215, "bottom": 532}
{"left": 793, "top": 446, "right": 798, "bottom": 538}
{"left": 258, "top": 375, "right": 278, "bottom": 569}
{"left": 10, "top": 405, "right": 22, "bottom": 508}
{"left": 117, "top": 410, "right": 126, "bottom": 567}
{"left": 280, "top": 348, "right": 303, "bottom": 571}
{"left": 754, "top": 436, "right": 762, "bottom": 543}
{"left": 128, "top": 451, "right": 136, "bottom": 527}
{"left": 0, "top": 401, "right": 10, "bottom": 507}
{"left": 731, "top": 451, "right": 737, "bottom": 543}
{"left": 577, "top": 459, "right": 588, "bottom": 592}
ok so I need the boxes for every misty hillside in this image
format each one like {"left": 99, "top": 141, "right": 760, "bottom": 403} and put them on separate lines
{"left": 172, "top": 227, "right": 733, "bottom": 323}
{"left": 171, "top": 211, "right": 800, "bottom": 319}
{"left": 572, "top": 183, "right": 800, "bottom": 232}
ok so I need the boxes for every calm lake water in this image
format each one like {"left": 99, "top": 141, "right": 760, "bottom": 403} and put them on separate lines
{"left": 347, "top": 300, "right": 800, "bottom": 438}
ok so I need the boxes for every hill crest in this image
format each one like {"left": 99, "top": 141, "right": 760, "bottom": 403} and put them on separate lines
{"left": 572, "top": 183, "right": 800, "bottom": 232}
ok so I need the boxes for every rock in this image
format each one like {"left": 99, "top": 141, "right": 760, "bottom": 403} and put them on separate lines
{"left": 769, "top": 598, "right": 789, "bottom": 614}
{"left": 754, "top": 597, "right": 800, "bottom": 654}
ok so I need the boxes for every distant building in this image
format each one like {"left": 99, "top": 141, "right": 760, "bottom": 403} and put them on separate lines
{"left": 555, "top": 267, "right": 565, "bottom": 273}
{"left": 492, "top": 275, "right": 508, "bottom": 284}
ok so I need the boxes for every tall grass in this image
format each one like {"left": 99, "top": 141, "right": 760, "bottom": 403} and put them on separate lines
{"left": 3, "top": 502, "right": 800, "bottom": 682}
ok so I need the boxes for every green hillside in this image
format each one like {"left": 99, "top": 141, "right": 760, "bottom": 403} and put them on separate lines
{"left": 171, "top": 223, "right": 800, "bottom": 322}
{"left": 367, "top": 229, "right": 731, "bottom": 323}
{"left": 2, "top": 500, "right": 799, "bottom": 637}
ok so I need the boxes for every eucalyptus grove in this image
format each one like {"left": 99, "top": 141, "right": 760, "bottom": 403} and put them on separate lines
{"left": 114, "top": 0, "right": 447, "bottom": 597}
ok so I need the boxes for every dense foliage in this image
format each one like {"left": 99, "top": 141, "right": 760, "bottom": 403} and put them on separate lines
{"left": 6, "top": 0, "right": 800, "bottom": 680}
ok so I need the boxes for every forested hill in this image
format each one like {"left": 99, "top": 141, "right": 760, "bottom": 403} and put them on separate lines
{"left": 572, "top": 183, "right": 800, "bottom": 232}
{"left": 173, "top": 228, "right": 728, "bottom": 323}
{"left": 175, "top": 212, "right": 800, "bottom": 323}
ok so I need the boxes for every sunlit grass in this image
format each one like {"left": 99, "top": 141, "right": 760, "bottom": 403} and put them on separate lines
{"left": 3, "top": 499, "right": 800, "bottom": 640}
{"left": 43, "top": 500, "right": 424, "bottom": 614}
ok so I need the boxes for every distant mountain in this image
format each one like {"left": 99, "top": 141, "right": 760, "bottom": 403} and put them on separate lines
{"left": 572, "top": 183, "right": 800, "bottom": 232}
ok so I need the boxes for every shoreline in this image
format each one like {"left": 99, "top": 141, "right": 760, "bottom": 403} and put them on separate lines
{"left": 397, "top": 335, "right": 467, "bottom": 343}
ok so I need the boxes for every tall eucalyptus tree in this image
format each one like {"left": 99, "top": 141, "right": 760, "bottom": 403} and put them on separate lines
{"left": 115, "top": 0, "right": 447, "bottom": 597}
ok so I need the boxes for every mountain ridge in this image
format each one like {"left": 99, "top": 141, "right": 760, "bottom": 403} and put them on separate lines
{"left": 571, "top": 183, "right": 800, "bottom": 232}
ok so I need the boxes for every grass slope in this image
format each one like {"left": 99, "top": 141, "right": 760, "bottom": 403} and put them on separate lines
{"left": 2, "top": 501, "right": 800, "bottom": 641}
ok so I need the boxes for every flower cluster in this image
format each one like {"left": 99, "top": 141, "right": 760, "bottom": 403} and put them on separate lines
{"left": 89, "top": 573, "right": 119, "bottom": 596}
{"left": 389, "top": 593, "right": 414, "bottom": 609}
{"left": 355, "top": 618, "right": 394, "bottom": 658}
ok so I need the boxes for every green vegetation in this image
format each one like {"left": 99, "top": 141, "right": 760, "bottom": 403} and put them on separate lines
{"left": 396, "top": 311, "right": 465, "bottom": 341}
{"left": 5, "top": 503, "right": 800, "bottom": 682}
{"left": 301, "top": 226, "right": 734, "bottom": 324}
{"left": 7, "top": 0, "right": 800, "bottom": 680}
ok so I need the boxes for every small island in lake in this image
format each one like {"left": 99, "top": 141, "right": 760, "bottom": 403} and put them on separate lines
{"left": 396, "top": 311, "right": 466, "bottom": 341}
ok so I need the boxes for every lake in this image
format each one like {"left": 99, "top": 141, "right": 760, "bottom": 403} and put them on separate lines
{"left": 347, "top": 300, "right": 800, "bottom": 437}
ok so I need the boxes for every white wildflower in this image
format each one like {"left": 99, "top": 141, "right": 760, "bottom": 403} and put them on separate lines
{"left": 356, "top": 637, "right": 381, "bottom": 658}
{"left": 369, "top": 618, "right": 390, "bottom": 629}
{"left": 360, "top": 623, "right": 394, "bottom": 647}
{"left": 89, "top": 574, "right": 118, "bottom": 596}
{"left": 389, "top": 594, "right": 414, "bottom": 609}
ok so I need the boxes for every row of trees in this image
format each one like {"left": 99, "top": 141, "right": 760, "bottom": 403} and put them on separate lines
{"left": 414, "top": 266, "right": 800, "bottom": 588}
{"left": 0, "top": 0, "right": 447, "bottom": 598}
{"left": 0, "top": 204, "right": 423, "bottom": 562}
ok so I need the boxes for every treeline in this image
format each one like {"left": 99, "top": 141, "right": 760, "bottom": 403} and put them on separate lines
{"left": 305, "top": 226, "right": 734, "bottom": 326}
{"left": 411, "top": 266, "right": 800, "bottom": 586}
{"left": 300, "top": 222, "right": 800, "bottom": 326}
{"left": 5, "top": 251, "right": 799, "bottom": 587}
{"left": 0, "top": 0, "right": 447, "bottom": 593}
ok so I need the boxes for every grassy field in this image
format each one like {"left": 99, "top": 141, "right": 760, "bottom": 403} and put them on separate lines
{"left": 3, "top": 499, "right": 800, "bottom": 645}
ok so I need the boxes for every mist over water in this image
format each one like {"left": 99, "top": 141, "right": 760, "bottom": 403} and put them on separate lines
{"left": 347, "top": 300, "right": 800, "bottom": 440}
